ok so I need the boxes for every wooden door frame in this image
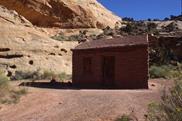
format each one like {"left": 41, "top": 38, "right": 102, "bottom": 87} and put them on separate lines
{"left": 102, "top": 56, "right": 115, "bottom": 87}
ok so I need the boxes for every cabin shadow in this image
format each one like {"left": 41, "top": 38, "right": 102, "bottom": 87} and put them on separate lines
{"left": 19, "top": 81, "right": 75, "bottom": 90}
{"left": 19, "top": 81, "right": 147, "bottom": 90}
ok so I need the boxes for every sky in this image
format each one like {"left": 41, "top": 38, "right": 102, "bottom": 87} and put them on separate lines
{"left": 99, "top": 0, "right": 181, "bottom": 20}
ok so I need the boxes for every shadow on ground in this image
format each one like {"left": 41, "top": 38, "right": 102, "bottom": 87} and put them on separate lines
{"left": 19, "top": 81, "right": 75, "bottom": 90}
{"left": 19, "top": 81, "right": 149, "bottom": 90}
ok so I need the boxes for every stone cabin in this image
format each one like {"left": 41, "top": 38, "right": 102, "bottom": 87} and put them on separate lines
{"left": 72, "top": 35, "right": 149, "bottom": 89}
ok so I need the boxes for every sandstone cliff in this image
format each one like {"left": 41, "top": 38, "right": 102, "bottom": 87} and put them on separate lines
{"left": 0, "top": 5, "right": 77, "bottom": 76}
{"left": 0, "top": 0, "right": 121, "bottom": 28}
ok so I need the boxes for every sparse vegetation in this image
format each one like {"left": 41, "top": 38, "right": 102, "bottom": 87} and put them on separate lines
{"left": 147, "top": 61, "right": 182, "bottom": 121}
{"left": 115, "top": 110, "right": 138, "bottom": 121}
{"left": 162, "top": 22, "right": 179, "bottom": 32}
{"left": 50, "top": 32, "right": 69, "bottom": 41}
{"left": 12, "top": 69, "right": 71, "bottom": 82}
{"left": 0, "top": 70, "right": 10, "bottom": 96}
{"left": 115, "top": 115, "right": 130, "bottom": 121}
{"left": 147, "top": 79, "right": 182, "bottom": 121}
{"left": 115, "top": 115, "right": 131, "bottom": 121}
{"left": 42, "top": 71, "right": 72, "bottom": 81}
{"left": 149, "top": 63, "right": 182, "bottom": 79}
{"left": 0, "top": 70, "right": 27, "bottom": 104}
{"left": 13, "top": 69, "right": 43, "bottom": 80}
{"left": 58, "top": 72, "right": 72, "bottom": 81}
{"left": 51, "top": 30, "right": 89, "bottom": 42}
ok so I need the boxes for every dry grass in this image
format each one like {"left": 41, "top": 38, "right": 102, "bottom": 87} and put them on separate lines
{"left": 0, "top": 70, "right": 27, "bottom": 104}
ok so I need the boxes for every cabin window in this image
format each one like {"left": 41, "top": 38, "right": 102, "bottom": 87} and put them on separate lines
{"left": 83, "top": 57, "right": 92, "bottom": 74}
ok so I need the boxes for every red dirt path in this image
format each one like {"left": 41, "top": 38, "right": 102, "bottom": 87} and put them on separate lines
{"left": 0, "top": 79, "right": 171, "bottom": 121}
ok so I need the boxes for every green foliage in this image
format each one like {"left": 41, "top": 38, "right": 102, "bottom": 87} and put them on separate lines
{"left": 58, "top": 72, "right": 72, "bottom": 81}
{"left": 68, "top": 35, "right": 80, "bottom": 41}
{"left": 51, "top": 30, "right": 88, "bottom": 42}
{"left": 115, "top": 115, "right": 130, "bottom": 121}
{"left": 0, "top": 70, "right": 10, "bottom": 98}
{"left": 122, "top": 17, "right": 134, "bottom": 22}
{"left": 147, "top": 22, "right": 158, "bottom": 33}
{"left": 51, "top": 34, "right": 69, "bottom": 41}
{"left": 149, "top": 64, "right": 182, "bottom": 79}
{"left": 0, "top": 88, "right": 28, "bottom": 104}
{"left": 42, "top": 70, "right": 72, "bottom": 81}
{"left": 162, "top": 22, "right": 178, "bottom": 32}
{"left": 147, "top": 63, "right": 182, "bottom": 121}
{"left": 0, "top": 70, "right": 27, "bottom": 104}
{"left": 149, "top": 65, "right": 171, "bottom": 79}
{"left": 51, "top": 34, "right": 80, "bottom": 41}
{"left": 13, "top": 69, "right": 71, "bottom": 82}
{"left": 119, "top": 21, "right": 156, "bottom": 35}
{"left": 42, "top": 70, "right": 56, "bottom": 80}
{"left": 0, "top": 70, "right": 9, "bottom": 89}
{"left": 103, "top": 26, "right": 115, "bottom": 36}
{"left": 147, "top": 79, "right": 182, "bottom": 121}
{"left": 13, "top": 69, "right": 43, "bottom": 80}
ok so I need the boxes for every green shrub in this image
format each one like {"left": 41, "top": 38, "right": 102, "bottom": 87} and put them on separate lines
{"left": 58, "top": 72, "right": 72, "bottom": 81}
{"left": 13, "top": 69, "right": 42, "bottom": 80}
{"left": 42, "top": 70, "right": 56, "bottom": 80}
{"left": 147, "top": 63, "right": 182, "bottom": 121}
{"left": 0, "top": 70, "right": 9, "bottom": 98}
{"left": 147, "top": 79, "right": 182, "bottom": 121}
{"left": 0, "top": 70, "right": 9, "bottom": 89}
{"left": 51, "top": 34, "right": 69, "bottom": 41}
{"left": 0, "top": 70, "right": 27, "bottom": 104}
{"left": 68, "top": 35, "right": 80, "bottom": 41}
{"left": 149, "top": 65, "right": 170, "bottom": 78}
{"left": 51, "top": 34, "right": 79, "bottom": 41}
{"left": 13, "top": 69, "right": 72, "bottom": 82}
{"left": 149, "top": 64, "right": 182, "bottom": 79}
{"left": 0, "top": 88, "right": 28, "bottom": 104}
{"left": 42, "top": 70, "right": 72, "bottom": 81}
{"left": 115, "top": 115, "right": 130, "bottom": 121}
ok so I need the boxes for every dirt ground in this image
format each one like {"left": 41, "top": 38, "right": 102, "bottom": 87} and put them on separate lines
{"left": 0, "top": 79, "right": 172, "bottom": 121}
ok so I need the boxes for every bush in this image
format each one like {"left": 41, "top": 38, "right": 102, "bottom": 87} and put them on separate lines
{"left": 51, "top": 31, "right": 88, "bottom": 42}
{"left": 13, "top": 69, "right": 43, "bottom": 80}
{"left": 147, "top": 63, "right": 182, "bottom": 121}
{"left": 42, "top": 70, "right": 72, "bottom": 82}
{"left": 149, "top": 64, "right": 182, "bottom": 79}
{"left": 42, "top": 70, "right": 56, "bottom": 80}
{"left": 0, "top": 88, "right": 27, "bottom": 104}
{"left": 149, "top": 65, "right": 171, "bottom": 78}
{"left": 115, "top": 115, "right": 130, "bottom": 121}
{"left": 147, "top": 22, "right": 158, "bottom": 33}
{"left": 0, "top": 70, "right": 9, "bottom": 89}
{"left": 0, "top": 70, "right": 9, "bottom": 97}
{"left": 58, "top": 72, "right": 72, "bottom": 81}
{"left": 147, "top": 79, "right": 182, "bottom": 121}
{"left": 13, "top": 69, "right": 72, "bottom": 82}
{"left": 0, "top": 70, "right": 27, "bottom": 104}
{"left": 163, "top": 22, "right": 178, "bottom": 32}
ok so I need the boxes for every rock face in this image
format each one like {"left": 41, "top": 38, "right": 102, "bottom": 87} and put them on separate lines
{"left": 0, "top": 5, "right": 77, "bottom": 76}
{"left": 0, "top": 0, "right": 121, "bottom": 29}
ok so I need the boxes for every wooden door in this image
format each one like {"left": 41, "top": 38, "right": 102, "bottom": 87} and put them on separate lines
{"left": 102, "top": 56, "right": 115, "bottom": 87}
